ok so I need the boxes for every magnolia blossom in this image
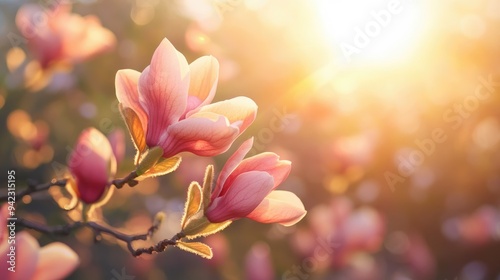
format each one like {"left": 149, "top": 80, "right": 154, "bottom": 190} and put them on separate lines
{"left": 292, "top": 197, "right": 385, "bottom": 267}
{"left": 115, "top": 38, "right": 257, "bottom": 158}
{"left": 0, "top": 205, "right": 79, "bottom": 280}
{"left": 205, "top": 138, "right": 306, "bottom": 226}
{"left": 68, "top": 128, "right": 116, "bottom": 204}
{"left": 16, "top": 3, "right": 115, "bottom": 69}
{"left": 443, "top": 206, "right": 500, "bottom": 245}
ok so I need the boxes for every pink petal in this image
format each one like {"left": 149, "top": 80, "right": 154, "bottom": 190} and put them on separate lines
{"left": 162, "top": 114, "right": 239, "bottom": 158}
{"left": 195, "top": 96, "right": 257, "bottom": 133}
{"left": 184, "top": 56, "right": 219, "bottom": 116}
{"left": 33, "top": 242, "right": 79, "bottom": 280}
{"left": 59, "top": 15, "right": 116, "bottom": 62}
{"left": 138, "top": 38, "right": 190, "bottom": 147}
{"left": 343, "top": 207, "right": 384, "bottom": 251}
{"left": 185, "top": 96, "right": 203, "bottom": 118}
{"left": 0, "top": 232, "right": 39, "bottom": 280}
{"left": 206, "top": 171, "right": 274, "bottom": 223}
{"left": 16, "top": 4, "right": 62, "bottom": 68}
{"left": 68, "top": 128, "right": 114, "bottom": 204}
{"left": 115, "top": 69, "right": 147, "bottom": 131}
{"left": 223, "top": 153, "right": 291, "bottom": 196}
{"left": 247, "top": 190, "right": 306, "bottom": 226}
{"left": 212, "top": 138, "right": 254, "bottom": 200}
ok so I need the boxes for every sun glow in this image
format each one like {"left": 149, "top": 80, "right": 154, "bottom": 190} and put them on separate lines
{"left": 315, "top": 0, "right": 427, "bottom": 65}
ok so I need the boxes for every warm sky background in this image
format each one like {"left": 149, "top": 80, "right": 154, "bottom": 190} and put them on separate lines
{"left": 1, "top": 0, "right": 500, "bottom": 279}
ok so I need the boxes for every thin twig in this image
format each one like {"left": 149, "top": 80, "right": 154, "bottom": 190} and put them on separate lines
{"left": 0, "top": 179, "right": 68, "bottom": 202}
{"left": 18, "top": 217, "right": 82, "bottom": 235}
{"left": 132, "top": 232, "right": 185, "bottom": 256}
{"left": 17, "top": 217, "right": 181, "bottom": 256}
{"left": 0, "top": 169, "right": 139, "bottom": 204}
{"left": 111, "top": 171, "right": 139, "bottom": 189}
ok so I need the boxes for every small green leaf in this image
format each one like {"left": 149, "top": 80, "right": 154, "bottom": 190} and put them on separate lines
{"left": 136, "top": 146, "right": 164, "bottom": 175}
{"left": 183, "top": 216, "right": 232, "bottom": 239}
{"left": 202, "top": 165, "right": 214, "bottom": 211}
{"left": 119, "top": 104, "right": 146, "bottom": 163}
{"left": 176, "top": 241, "right": 213, "bottom": 259}
{"left": 136, "top": 156, "right": 182, "bottom": 180}
{"left": 181, "top": 182, "right": 203, "bottom": 229}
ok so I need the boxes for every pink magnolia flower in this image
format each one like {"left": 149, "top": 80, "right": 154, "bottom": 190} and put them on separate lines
{"left": 443, "top": 205, "right": 500, "bottom": 245}
{"left": 68, "top": 128, "right": 116, "bottom": 204}
{"left": 205, "top": 138, "right": 306, "bottom": 226}
{"left": 16, "top": 3, "right": 115, "bottom": 69}
{"left": 293, "top": 197, "right": 385, "bottom": 268}
{"left": 115, "top": 38, "right": 257, "bottom": 158}
{"left": 0, "top": 205, "right": 79, "bottom": 280}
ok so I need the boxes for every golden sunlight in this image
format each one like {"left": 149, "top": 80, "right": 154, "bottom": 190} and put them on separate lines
{"left": 314, "top": 0, "right": 427, "bottom": 64}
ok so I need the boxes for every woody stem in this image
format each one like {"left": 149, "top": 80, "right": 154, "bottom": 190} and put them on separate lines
{"left": 0, "top": 179, "right": 67, "bottom": 202}
{"left": 16, "top": 217, "right": 180, "bottom": 256}
{"left": 110, "top": 170, "right": 139, "bottom": 189}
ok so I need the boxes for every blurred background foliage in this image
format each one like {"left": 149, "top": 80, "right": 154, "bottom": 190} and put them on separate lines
{"left": 1, "top": 0, "right": 500, "bottom": 279}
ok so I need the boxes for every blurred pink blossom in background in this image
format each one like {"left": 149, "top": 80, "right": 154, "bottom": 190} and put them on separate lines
{"left": 68, "top": 127, "right": 116, "bottom": 204}
{"left": 15, "top": 3, "right": 115, "bottom": 70}
{"left": 293, "top": 197, "right": 385, "bottom": 268}
{"left": 0, "top": 205, "right": 79, "bottom": 280}
{"left": 443, "top": 205, "right": 500, "bottom": 245}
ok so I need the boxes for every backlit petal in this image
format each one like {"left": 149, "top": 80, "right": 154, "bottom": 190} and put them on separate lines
{"left": 212, "top": 138, "right": 254, "bottom": 200}
{"left": 163, "top": 114, "right": 239, "bottom": 158}
{"left": 184, "top": 56, "right": 219, "bottom": 115}
{"left": 116, "top": 69, "right": 147, "bottom": 131}
{"left": 138, "top": 38, "right": 190, "bottom": 146}
{"left": 246, "top": 190, "right": 306, "bottom": 226}
{"left": 224, "top": 153, "right": 291, "bottom": 195}
{"left": 206, "top": 171, "right": 274, "bottom": 223}
{"left": 195, "top": 96, "right": 257, "bottom": 133}
{"left": 17, "top": 232, "right": 40, "bottom": 280}
{"left": 33, "top": 242, "right": 79, "bottom": 280}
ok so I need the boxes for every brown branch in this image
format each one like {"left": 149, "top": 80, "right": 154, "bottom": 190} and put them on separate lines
{"left": 132, "top": 232, "right": 185, "bottom": 256}
{"left": 17, "top": 217, "right": 182, "bottom": 257}
{"left": 0, "top": 179, "right": 68, "bottom": 202}
{"left": 18, "top": 217, "right": 81, "bottom": 235}
{"left": 0, "top": 169, "right": 139, "bottom": 204}
{"left": 111, "top": 171, "right": 139, "bottom": 189}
